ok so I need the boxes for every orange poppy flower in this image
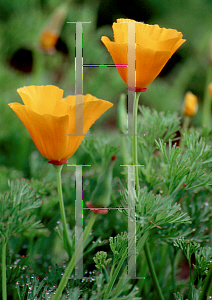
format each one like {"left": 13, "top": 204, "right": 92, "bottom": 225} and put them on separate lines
{"left": 101, "top": 18, "right": 185, "bottom": 90}
{"left": 9, "top": 85, "right": 113, "bottom": 164}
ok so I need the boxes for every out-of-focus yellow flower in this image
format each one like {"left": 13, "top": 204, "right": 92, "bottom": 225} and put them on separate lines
{"left": 183, "top": 91, "right": 198, "bottom": 117}
{"left": 40, "top": 30, "right": 59, "bottom": 53}
{"left": 101, "top": 18, "right": 185, "bottom": 91}
{"left": 40, "top": 4, "right": 68, "bottom": 53}
{"left": 209, "top": 83, "right": 212, "bottom": 101}
{"left": 9, "top": 85, "right": 113, "bottom": 164}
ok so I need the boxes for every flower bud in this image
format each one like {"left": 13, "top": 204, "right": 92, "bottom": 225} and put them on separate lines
{"left": 40, "top": 4, "right": 68, "bottom": 53}
{"left": 209, "top": 83, "right": 212, "bottom": 101}
{"left": 183, "top": 91, "right": 198, "bottom": 117}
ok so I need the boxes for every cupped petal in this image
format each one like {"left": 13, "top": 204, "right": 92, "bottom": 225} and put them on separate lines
{"left": 113, "top": 19, "right": 136, "bottom": 43}
{"left": 112, "top": 20, "right": 185, "bottom": 53}
{"left": 82, "top": 94, "right": 114, "bottom": 133}
{"left": 101, "top": 36, "right": 128, "bottom": 85}
{"left": 113, "top": 20, "right": 183, "bottom": 44}
{"left": 135, "top": 46, "right": 172, "bottom": 88}
{"left": 17, "top": 85, "right": 70, "bottom": 116}
{"left": 61, "top": 135, "right": 85, "bottom": 161}
{"left": 63, "top": 94, "right": 113, "bottom": 134}
{"left": 135, "top": 23, "right": 183, "bottom": 42}
{"left": 117, "top": 18, "right": 136, "bottom": 23}
{"left": 169, "top": 38, "right": 186, "bottom": 55}
{"left": 61, "top": 94, "right": 113, "bottom": 160}
{"left": 143, "top": 36, "right": 185, "bottom": 53}
{"left": 8, "top": 103, "right": 70, "bottom": 161}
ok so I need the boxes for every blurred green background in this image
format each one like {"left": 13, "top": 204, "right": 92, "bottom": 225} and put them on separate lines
{"left": 1, "top": 0, "right": 212, "bottom": 174}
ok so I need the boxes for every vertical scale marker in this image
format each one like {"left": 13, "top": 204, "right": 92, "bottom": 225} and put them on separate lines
{"left": 75, "top": 22, "right": 83, "bottom": 136}
{"left": 127, "top": 21, "right": 136, "bottom": 279}
{"left": 67, "top": 21, "right": 91, "bottom": 279}
{"left": 75, "top": 22, "right": 83, "bottom": 279}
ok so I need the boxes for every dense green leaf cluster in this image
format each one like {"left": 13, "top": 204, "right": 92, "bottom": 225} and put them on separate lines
{"left": 0, "top": 178, "right": 42, "bottom": 243}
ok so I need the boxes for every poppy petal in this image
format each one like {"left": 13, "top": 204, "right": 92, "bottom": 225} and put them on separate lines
{"left": 8, "top": 103, "right": 69, "bottom": 161}
{"left": 17, "top": 85, "right": 68, "bottom": 116}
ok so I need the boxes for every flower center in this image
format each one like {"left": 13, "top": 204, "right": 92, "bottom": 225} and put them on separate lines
{"left": 48, "top": 159, "right": 68, "bottom": 165}
{"left": 127, "top": 87, "right": 147, "bottom": 92}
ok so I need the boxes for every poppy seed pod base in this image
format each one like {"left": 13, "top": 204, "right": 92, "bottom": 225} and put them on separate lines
{"left": 127, "top": 87, "right": 147, "bottom": 92}
{"left": 86, "top": 201, "right": 108, "bottom": 214}
{"left": 48, "top": 159, "right": 68, "bottom": 165}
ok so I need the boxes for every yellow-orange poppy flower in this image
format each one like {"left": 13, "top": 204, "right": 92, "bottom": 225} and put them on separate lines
{"left": 101, "top": 18, "right": 185, "bottom": 90}
{"left": 9, "top": 85, "right": 113, "bottom": 164}
{"left": 40, "top": 30, "right": 59, "bottom": 53}
{"left": 183, "top": 91, "right": 198, "bottom": 117}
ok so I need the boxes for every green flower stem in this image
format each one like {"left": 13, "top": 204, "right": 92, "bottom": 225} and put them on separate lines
{"left": 105, "top": 243, "right": 129, "bottom": 295}
{"left": 132, "top": 91, "right": 164, "bottom": 300}
{"left": 121, "top": 135, "right": 128, "bottom": 166}
{"left": 198, "top": 263, "right": 212, "bottom": 300}
{"left": 132, "top": 91, "right": 141, "bottom": 194}
{"left": 53, "top": 212, "right": 97, "bottom": 300}
{"left": 54, "top": 164, "right": 72, "bottom": 257}
{"left": 117, "top": 93, "right": 131, "bottom": 166}
{"left": 202, "top": 62, "right": 212, "bottom": 128}
{"left": 111, "top": 230, "right": 149, "bottom": 296}
{"left": 109, "top": 263, "right": 115, "bottom": 283}
{"left": 1, "top": 236, "right": 7, "bottom": 300}
{"left": 179, "top": 116, "right": 190, "bottom": 150}
{"left": 168, "top": 245, "right": 177, "bottom": 294}
{"left": 182, "top": 116, "right": 191, "bottom": 131}
{"left": 188, "top": 259, "right": 193, "bottom": 300}
{"left": 143, "top": 243, "right": 165, "bottom": 300}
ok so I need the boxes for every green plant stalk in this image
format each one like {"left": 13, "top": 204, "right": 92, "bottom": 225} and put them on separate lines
{"left": 179, "top": 116, "right": 190, "bottom": 150}
{"left": 54, "top": 164, "right": 72, "bottom": 257}
{"left": 109, "top": 263, "right": 115, "bottom": 283}
{"left": 143, "top": 243, "right": 165, "bottom": 300}
{"left": 198, "top": 263, "right": 212, "bottom": 300}
{"left": 105, "top": 243, "right": 129, "bottom": 295}
{"left": 188, "top": 258, "right": 193, "bottom": 300}
{"left": 132, "top": 91, "right": 140, "bottom": 194}
{"left": 103, "top": 266, "right": 110, "bottom": 283}
{"left": 53, "top": 212, "right": 97, "bottom": 300}
{"left": 1, "top": 236, "right": 7, "bottom": 300}
{"left": 168, "top": 245, "right": 177, "bottom": 294}
{"left": 113, "top": 230, "right": 149, "bottom": 295}
{"left": 132, "top": 91, "right": 165, "bottom": 300}
{"left": 121, "top": 135, "right": 129, "bottom": 166}
{"left": 117, "top": 93, "right": 131, "bottom": 166}
{"left": 202, "top": 62, "right": 212, "bottom": 128}
{"left": 105, "top": 227, "right": 146, "bottom": 296}
{"left": 182, "top": 116, "right": 191, "bottom": 131}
